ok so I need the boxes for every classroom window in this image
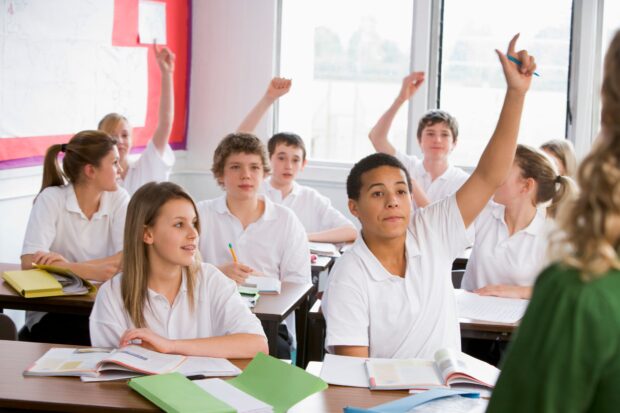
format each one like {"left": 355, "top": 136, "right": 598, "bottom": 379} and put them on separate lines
{"left": 438, "top": 0, "right": 573, "bottom": 167}
{"left": 278, "top": 0, "right": 413, "bottom": 162}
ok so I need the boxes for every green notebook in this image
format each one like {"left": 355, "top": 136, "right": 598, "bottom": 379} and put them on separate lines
{"left": 129, "top": 372, "right": 235, "bottom": 413}
{"left": 228, "top": 352, "right": 328, "bottom": 413}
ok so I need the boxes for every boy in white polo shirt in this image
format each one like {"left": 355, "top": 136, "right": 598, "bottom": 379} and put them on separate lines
{"left": 369, "top": 72, "right": 469, "bottom": 208}
{"left": 237, "top": 78, "right": 357, "bottom": 244}
{"left": 322, "top": 35, "right": 537, "bottom": 359}
{"left": 196, "top": 132, "right": 311, "bottom": 358}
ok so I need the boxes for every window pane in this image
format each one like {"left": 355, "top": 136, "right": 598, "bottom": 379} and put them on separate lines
{"left": 279, "top": 0, "right": 413, "bottom": 161}
{"left": 440, "top": 0, "right": 572, "bottom": 167}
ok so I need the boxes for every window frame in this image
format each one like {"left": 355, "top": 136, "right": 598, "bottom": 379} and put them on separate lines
{"left": 274, "top": 0, "right": 605, "bottom": 181}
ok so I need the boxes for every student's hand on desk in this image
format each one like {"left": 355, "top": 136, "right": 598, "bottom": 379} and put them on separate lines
{"left": 475, "top": 284, "right": 531, "bottom": 299}
{"left": 265, "top": 77, "right": 292, "bottom": 100}
{"left": 397, "top": 72, "right": 425, "bottom": 103}
{"left": 32, "top": 251, "right": 68, "bottom": 265}
{"left": 120, "top": 328, "right": 175, "bottom": 354}
{"left": 219, "top": 262, "right": 255, "bottom": 284}
{"left": 154, "top": 43, "right": 175, "bottom": 74}
{"left": 496, "top": 33, "right": 537, "bottom": 94}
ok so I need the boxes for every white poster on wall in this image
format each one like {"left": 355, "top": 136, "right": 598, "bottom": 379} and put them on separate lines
{"left": 138, "top": 0, "right": 167, "bottom": 45}
{"left": 0, "top": 0, "right": 148, "bottom": 138}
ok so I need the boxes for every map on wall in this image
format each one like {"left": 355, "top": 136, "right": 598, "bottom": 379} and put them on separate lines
{"left": 0, "top": 0, "right": 190, "bottom": 168}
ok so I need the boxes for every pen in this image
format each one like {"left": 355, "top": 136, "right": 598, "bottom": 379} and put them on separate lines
{"left": 507, "top": 55, "right": 540, "bottom": 77}
{"left": 228, "top": 243, "right": 238, "bottom": 263}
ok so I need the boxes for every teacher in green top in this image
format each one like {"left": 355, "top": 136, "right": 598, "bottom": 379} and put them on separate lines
{"left": 488, "top": 29, "right": 620, "bottom": 413}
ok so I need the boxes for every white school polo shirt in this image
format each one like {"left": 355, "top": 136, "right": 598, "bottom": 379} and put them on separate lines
{"left": 89, "top": 263, "right": 266, "bottom": 348}
{"left": 395, "top": 151, "right": 469, "bottom": 207}
{"left": 322, "top": 194, "right": 471, "bottom": 359}
{"left": 263, "top": 178, "right": 354, "bottom": 234}
{"left": 196, "top": 195, "right": 311, "bottom": 284}
{"left": 21, "top": 184, "right": 129, "bottom": 328}
{"left": 122, "top": 141, "right": 175, "bottom": 195}
{"left": 461, "top": 202, "right": 549, "bottom": 291}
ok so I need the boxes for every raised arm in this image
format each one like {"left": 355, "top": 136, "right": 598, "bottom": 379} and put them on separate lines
{"left": 151, "top": 44, "right": 176, "bottom": 154}
{"left": 369, "top": 72, "right": 425, "bottom": 155}
{"left": 456, "top": 34, "right": 536, "bottom": 227}
{"left": 237, "top": 77, "right": 292, "bottom": 133}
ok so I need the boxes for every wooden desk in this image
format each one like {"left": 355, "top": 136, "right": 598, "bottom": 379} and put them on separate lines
{"left": 252, "top": 282, "right": 314, "bottom": 367}
{"left": 0, "top": 340, "right": 408, "bottom": 413}
{"left": 0, "top": 264, "right": 314, "bottom": 364}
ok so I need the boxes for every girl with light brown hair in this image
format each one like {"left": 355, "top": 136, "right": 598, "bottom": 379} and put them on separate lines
{"left": 489, "top": 30, "right": 620, "bottom": 411}
{"left": 20, "top": 130, "right": 129, "bottom": 345}
{"left": 462, "top": 144, "right": 578, "bottom": 300}
{"left": 89, "top": 182, "right": 267, "bottom": 358}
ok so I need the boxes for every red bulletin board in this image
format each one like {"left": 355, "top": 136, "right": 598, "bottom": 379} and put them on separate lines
{"left": 0, "top": 0, "right": 191, "bottom": 169}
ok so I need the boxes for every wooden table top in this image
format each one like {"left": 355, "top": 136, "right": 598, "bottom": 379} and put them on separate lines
{"left": 0, "top": 263, "right": 313, "bottom": 322}
{"left": 0, "top": 340, "right": 408, "bottom": 413}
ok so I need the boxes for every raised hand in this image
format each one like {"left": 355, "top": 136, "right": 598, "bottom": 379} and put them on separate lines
{"left": 154, "top": 44, "right": 176, "bottom": 74}
{"left": 265, "top": 77, "right": 292, "bottom": 100}
{"left": 496, "top": 34, "right": 537, "bottom": 94}
{"left": 397, "top": 72, "right": 425, "bottom": 103}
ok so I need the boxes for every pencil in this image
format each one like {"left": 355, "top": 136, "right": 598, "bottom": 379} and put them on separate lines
{"left": 228, "top": 243, "right": 238, "bottom": 263}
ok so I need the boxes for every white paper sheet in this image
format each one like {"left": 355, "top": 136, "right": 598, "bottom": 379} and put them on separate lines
{"left": 195, "top": 378, "right": 273, "bottom": 413}
{"left": 319, "top": 353, "right": 369, "bottom": 388}
{"left": 139, "top": 0, "right": 167, "bottom": 44}
{"left": 456, "top": 290, "right": 528, "bottom": 324}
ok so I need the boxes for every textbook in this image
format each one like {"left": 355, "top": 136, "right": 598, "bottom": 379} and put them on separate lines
{"left": 320, "top": 349, "right": 499, "bottom": 391}
{"left": 130, "top": 353, "right": 326, "bottom": 413}
{"left": 2, "top": 264, "right": 95, "bottom": 298}
{"left": 308, "top": 241, "right": 341, "bottom": 257}
{"left": 243, "top": 275, "right": 281, "bottom": 294}
{"left": 25, "top": 346, "right": 241, "bottom": 381}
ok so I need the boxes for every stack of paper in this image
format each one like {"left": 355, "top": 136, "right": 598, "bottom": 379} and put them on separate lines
{"left": 3, "top": 264, "right": 95, "bottom": 298}
{"left": 243, "top": 276, "right": 281, "bottom": 294}
{"left": 308, "top": 242, "right": 341, "bottom": 257}
{"left": 238, "top": 285, "right": 260, "bottom": 308}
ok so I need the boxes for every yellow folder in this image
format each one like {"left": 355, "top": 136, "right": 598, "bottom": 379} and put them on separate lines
{"left": 2, "top": 267, "right": 95, "bottom": 298}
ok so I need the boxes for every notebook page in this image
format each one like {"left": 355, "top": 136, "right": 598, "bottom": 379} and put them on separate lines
{"left": 456, "top": 290, "right": 528, "bottom": 323}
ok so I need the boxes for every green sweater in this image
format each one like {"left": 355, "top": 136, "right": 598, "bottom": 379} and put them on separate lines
{"left": 487, "top": 264, "right": 620, "bottom": 413}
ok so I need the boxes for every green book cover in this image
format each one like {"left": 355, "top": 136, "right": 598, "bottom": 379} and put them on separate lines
{"left": 228, "top": 352, "right": 327, "bottom": 413}
{"left": 129, "top": 372, "right": 235, "bottom": 413}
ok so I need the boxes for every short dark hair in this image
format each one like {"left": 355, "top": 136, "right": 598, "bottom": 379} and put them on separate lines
{"left": 347, "top": 153, "right": 413, "bottom": 200}
{"left": 267, "top": 132, "right": 307, "bottom": 160}
{"left": 417, "top": 110, "right": 459, "bottom": 143}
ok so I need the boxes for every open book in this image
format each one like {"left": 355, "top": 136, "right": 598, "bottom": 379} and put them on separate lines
{"left": 24, "top": 346, "right": 241, "bottom": 381}
{"left": 320, "top": 349, "right": 499, "bottom": 391}
{"left": 3, "top": 264, "right": 95, "bottom": 298}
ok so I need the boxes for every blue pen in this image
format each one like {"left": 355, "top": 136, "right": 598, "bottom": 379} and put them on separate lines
{"left": 508, "top": 55, "right": 540, "bottom": 77}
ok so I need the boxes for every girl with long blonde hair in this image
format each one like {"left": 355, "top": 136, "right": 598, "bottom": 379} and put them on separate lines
{"left": 90, "top": 182, "right": 267, "bottom": 357}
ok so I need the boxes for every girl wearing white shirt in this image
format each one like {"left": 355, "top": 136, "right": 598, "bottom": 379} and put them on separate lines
{"left": 98, "top": 45, "right": 176, "bottom": 195}
{"left": 462, "top": 145, "right": 577, "bottom": 300}
{"left": 196, "top": 133, "right": 311, "bottom": 357}
{"left": 90, "top": 182, "right": 267, "bottom": 357}
{"left": 20, "top": 130, "right": 129, "bottom": 345}
{"left": 323, "top": 35, "right": 537, "bottom": 359}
